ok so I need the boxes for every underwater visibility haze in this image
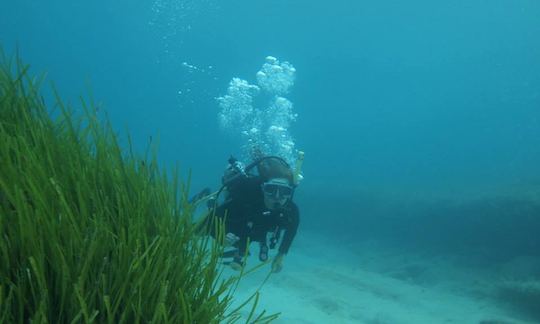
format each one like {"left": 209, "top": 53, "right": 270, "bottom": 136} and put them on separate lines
{"left": 2, "top": 0, "right": 540, "bottom": 322}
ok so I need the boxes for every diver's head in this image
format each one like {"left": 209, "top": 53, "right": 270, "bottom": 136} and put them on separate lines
{"left": 262, "top": 178, "right": 294, "bottom": 210}
{"left": 254, "top": 156, "right": 295, "bottom": 209}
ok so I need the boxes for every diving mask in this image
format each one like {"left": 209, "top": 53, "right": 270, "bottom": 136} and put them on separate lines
{"left": 262, "top": 178, "right": 294, "bottom": 199}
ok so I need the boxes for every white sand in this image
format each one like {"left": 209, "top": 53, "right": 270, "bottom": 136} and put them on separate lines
{"left": 225, "top": 230, "right": 537, "bottom": 324}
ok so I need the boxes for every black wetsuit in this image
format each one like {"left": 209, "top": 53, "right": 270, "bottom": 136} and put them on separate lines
{"left": 210, "top": 176, "right": 299, "bottom": 256}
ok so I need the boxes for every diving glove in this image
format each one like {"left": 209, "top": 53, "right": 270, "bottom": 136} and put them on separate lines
{"left": 271, "top": 253, "right": 284, "bottom": 273}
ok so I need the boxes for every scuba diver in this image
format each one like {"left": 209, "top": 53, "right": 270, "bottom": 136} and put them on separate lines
{"left": 197, "top": 154, "right": 303, "bottom": 273}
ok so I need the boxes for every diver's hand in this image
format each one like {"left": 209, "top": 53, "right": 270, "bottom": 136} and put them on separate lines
{"left": 224, "top": 233, "right": 240, "bottom": 247}
{"left": 271, "top": 253, "right": 285, "bottom": 273}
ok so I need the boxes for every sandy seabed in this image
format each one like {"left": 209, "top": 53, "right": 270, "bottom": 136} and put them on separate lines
{"left": 227, "top": 231, "right": 540, "bottom": 324}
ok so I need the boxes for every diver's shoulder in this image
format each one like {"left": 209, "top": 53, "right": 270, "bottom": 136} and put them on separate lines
{"left": 287, "top": 201, "right": 299, "bottom": 215}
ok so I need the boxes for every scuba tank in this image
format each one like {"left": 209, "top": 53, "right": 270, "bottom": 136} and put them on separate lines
{"left": 221, "top": 156, "right": 247, "bottom": 186}
{"left": 188, "top": 156, "right": 246, "bottom": 208}
{"left": 219, "top": 156, "right": 249, "bottom": 204}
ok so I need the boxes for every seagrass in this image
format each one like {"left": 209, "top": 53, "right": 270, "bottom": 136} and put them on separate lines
{"left": 0, "top": 51, "right": 278, "bottom": 323}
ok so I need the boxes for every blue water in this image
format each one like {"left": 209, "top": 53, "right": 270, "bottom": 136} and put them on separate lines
{"left": 2, "top": 0, "right": 540, "bottom": 320}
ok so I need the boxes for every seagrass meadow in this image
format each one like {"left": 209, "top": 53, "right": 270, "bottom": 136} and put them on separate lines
{"left": 0, "top": 53, "right": 276, "bottom": 323}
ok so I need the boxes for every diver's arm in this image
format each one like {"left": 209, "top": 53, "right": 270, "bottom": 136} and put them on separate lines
{"left": 278, "top": 204, "right": 300, "bottom": 255}
{"left": 271, "top": 206, "right": 299, "bottom": 273}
